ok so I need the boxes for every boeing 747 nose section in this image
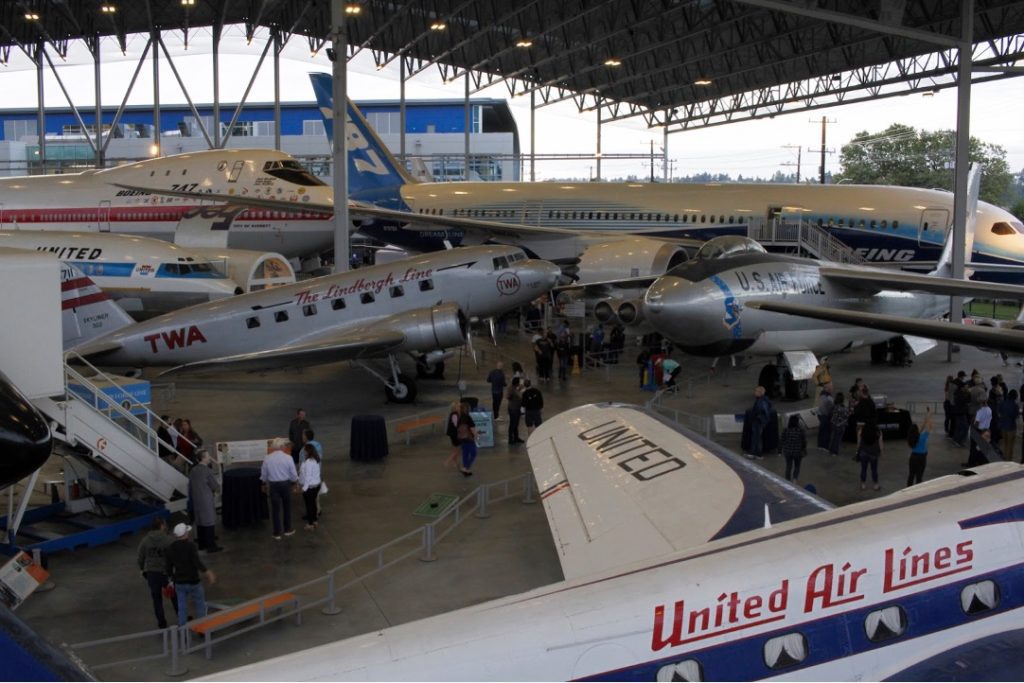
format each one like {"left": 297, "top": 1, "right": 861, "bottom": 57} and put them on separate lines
{"left": 0, "top": 371, "right": 51, "bottom": 490}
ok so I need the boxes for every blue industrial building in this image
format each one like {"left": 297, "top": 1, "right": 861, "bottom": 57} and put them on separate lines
{"left": 0, "top": 99, "right": 521, "bottom": 180}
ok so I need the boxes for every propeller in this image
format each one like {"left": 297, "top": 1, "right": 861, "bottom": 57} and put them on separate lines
{"left": 465, "top": 327, "right": 478, "bottom": 368}
{"left": 488, "top": 317, "right": 498, "bottom": 346}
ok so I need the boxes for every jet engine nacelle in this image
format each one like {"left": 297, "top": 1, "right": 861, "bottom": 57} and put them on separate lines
{"left": 187, "top": 247, "right": 296, "bottom": 292}
{"left": 395, "top": 302, "right": 468, "bottom": 352}
{"left": 593, "top": 299, "right": 621, "bottom": 324}
{"left": 617, "top": 300, "right": 644, "bottom": 325}
{"left": 575, "top": 237, "right": 690, "bottom": 284}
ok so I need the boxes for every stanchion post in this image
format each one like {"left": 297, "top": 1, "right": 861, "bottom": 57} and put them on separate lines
{"left": 321, "top": 571, "right": 342, "bottom": 615}
{"left": 521, "top": 473, "right": 535, "bottom": 504}
{"left": 420, "top": 523, "right": 437, "bottom": 562}
{"left": 475, "top": 486, "right": 490, "bottom": 519}
{"left": 165, "top": 626, "right": 188, "bottom": 677}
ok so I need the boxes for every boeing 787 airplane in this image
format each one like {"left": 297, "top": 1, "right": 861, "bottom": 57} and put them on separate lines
{"left": 309, "top": 73, "right": 1024, "bottom": 283}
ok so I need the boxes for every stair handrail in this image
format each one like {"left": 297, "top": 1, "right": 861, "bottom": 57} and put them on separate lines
{"left": 62, "top": 352, "right": 192, "bottom": 467}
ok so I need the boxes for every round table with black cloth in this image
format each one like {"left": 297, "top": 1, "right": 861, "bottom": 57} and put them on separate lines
{"left": 221, "top": 467, "right": 269, "bottom": 529}
{"left": 350, "top": 414, "right": 389, "bottom": 462}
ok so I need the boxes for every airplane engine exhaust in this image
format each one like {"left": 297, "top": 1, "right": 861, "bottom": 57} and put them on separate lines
{"left": 593, "top": 300, "right": 619, "bottom": 324}
{"left": 617, "top": 300, "right": 643, "bottom": 325}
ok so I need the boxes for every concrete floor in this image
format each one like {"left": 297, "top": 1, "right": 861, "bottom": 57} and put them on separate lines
{"left": 12, "top": 330, "right": 1018, "bottom": 680}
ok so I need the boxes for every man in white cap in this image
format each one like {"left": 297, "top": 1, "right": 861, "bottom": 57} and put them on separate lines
{"left": 165, "top": 522, "right": 216, "bottom": 626}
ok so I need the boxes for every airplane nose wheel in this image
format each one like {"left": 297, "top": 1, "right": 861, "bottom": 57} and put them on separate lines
{"left": 385, "top": 373, "right": 417, "bottom": 403}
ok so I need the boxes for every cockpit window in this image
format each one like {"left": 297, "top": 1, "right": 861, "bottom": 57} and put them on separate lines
{"left": 262, "top": 160, "right": 327, "bottom": 187}
{"left": 157, "top": 262, "right": 224, "bottom": 278}
{"left": 493, "top": 256, "right": 509, "bottom": 270}
{"left": 694, "top": 235, "right": 768, "bottom": 260}
{"left": 991, "top": 221, "right": 1022, "bottom": 236}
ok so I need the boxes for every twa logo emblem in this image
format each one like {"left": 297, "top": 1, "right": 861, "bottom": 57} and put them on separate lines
{"left": 143, "top": 326, "right": 208, "bottom": 354}
{"left": 497, "top": 272, "right": 521, "bottom": 296}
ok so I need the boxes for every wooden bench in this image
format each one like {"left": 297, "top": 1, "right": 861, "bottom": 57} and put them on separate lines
{"left": 189, "top": 592, "right": 301, "bottom": 658}
{"left": 395, "top": 414, "right": 444, "bottom": 445}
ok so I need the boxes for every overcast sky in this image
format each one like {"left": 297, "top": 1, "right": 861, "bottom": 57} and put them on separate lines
{"left": 2, "top": 24, "right": 1022, "bottom": 183}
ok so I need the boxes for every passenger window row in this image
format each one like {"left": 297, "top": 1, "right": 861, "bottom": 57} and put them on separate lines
{"left": 243, "top": 278, "right": 433, "bottom": 330}
{"left": 655, "top": 579, "right": 1000, "bottom": 681}
{"left": 819, "top": 217, "right": 901, "bottom": 230}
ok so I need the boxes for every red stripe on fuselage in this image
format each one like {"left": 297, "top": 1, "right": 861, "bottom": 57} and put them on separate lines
{"left": 62, "top": 292, "right": 107, "bottom": 309}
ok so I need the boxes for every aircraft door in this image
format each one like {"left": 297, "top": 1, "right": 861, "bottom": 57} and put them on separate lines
{"left": 98, "top": 200, "right": 111, "bottom": 232}
{"left": 522, "top": 201, "right": 543, "bottom": 226}
{"left": 919, "top": 208, "right": 949, "bottom": 245}
{"left": 227, "top": 160, "right": 245, "bottom": 183}
{"left": 0, "top": 203, "right": 5, "bottom": 229}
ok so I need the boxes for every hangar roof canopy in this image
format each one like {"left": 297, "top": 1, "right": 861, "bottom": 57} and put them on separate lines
{"left": 3, "top": 1, "right": 1024, "bottom": 132}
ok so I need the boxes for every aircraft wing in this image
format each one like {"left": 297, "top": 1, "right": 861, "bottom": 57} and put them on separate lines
{"left": 745, "top": 300, "right": 1024, "bottom": 355}
{"left": 526, "top": 403, "right": 831, "bottom": 581}
{"left": 819, "top": 266, "right": 1024, "bottom": 300}
{"left": 159, "top": 328, "right": 406, "bottom": 375}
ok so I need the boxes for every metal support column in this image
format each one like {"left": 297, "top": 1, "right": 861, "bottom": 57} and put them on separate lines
{"left": 152, "top": 29, "right": 161, "bottom": 155}
{"left": 399, "top": 56, "right": 406, "bottom": 166}
{"left": 331, "top": 0, "right": 350, "bottom": 273}
{"left": 464, "top": 72, "right": 471, "bottom": 180}
{"left": 35, "top": 42, "right": 45, "bottom": 167}
{"left": 212, "top": 29, "right": 221, "bottom": 147}
{"left": 94, "top": 39, "right": 103, "bottom": 168}
{"left": 947, "top": 0, "right": 974, "bottom": 359}
{"left": 273, "top": 29, "right": 282, "bottom": 151}
{"left": 530, "top": 89, "right": 536, "bottom": 182}
{"left": 596, "top": 103, "right": 602, "bottom": 181}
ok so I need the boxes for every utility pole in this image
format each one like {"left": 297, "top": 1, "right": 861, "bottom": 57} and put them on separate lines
{"left": 781, "top": 143, "right": 802, "bottom": 182}
{"left": 808, "top": 116, "right": 836, "bottom": 183}
{"left": 650, "top": 140, "right": 655, "bottom": 183}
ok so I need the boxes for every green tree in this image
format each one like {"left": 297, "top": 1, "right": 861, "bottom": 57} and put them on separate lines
{"left": 834, "top": 124, "right": 1012, "bottom": 205}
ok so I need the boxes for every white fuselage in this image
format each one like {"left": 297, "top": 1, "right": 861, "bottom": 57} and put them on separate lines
{"left": 0, "top": 150, "right": 336, "bottom": 256}
{"left": 211, "top": 462, "right": 1024, "bottom": 681}
{"left": 0, "top": 230, "right": 239, "bottom": 317}
{"left": 367, "top": 181, "right": 1024, "bottom": 278}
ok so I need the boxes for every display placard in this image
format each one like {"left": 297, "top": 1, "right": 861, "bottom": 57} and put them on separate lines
{"left": 216, "top": 439, "right": 272, "bottom": 468}
{"left": 0, "top": 552, "right": 49, "bottom": 611}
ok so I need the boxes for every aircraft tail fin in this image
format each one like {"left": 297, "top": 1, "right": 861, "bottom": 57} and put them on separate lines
{"left": 931, "top": 163, "right": 981, "bottom": 278}
{"left": 61, "top": 263, "right": 135, "bottom": 350}
{"left": 308, "top": 73, "right": 416, "bottom": 197}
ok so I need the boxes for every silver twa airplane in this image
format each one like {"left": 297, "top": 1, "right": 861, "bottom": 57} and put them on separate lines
{"left": 72, "top": 245, "right": 560, "bottom": 401}
{"left": 210, "top": 403, "right": 1024, "bottom": 681}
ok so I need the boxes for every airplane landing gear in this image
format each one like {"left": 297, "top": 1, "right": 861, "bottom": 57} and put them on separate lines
{"left": 354, "top": 355, "right": 418, "bottom": 404}
{"left": 384, "top": 373, "right": 417, "bottom": 403}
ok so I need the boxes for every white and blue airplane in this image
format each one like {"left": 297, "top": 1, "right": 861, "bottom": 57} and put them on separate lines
{"left": 210, "top": 402, "right": 1024, "bottom": 681}
{"left": 309, "top": 73, "right": 1024, "bottom": 284}
{"left": 0, "top": 230, "right": 243, "bottom": 318}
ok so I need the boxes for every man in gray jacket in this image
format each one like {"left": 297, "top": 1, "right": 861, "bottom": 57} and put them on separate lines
{"left": 188, "top": 450, "right": 222, "bottom": 553}
{"left": 136, "top": 517, "right": 176, "bottom": 629}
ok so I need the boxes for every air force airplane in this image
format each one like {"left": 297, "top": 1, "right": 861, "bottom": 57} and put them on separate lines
{"left": 309, "top": 73, "right": 1024, "bottom": 283}
{"left": 210, "top": 403, "right": 1024, "bottom": 681}
{"left": 73, "top": 245, "right": 560, "bottom": 401}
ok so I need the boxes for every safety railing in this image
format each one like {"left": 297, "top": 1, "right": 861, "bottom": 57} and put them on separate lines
{"left": 62, "top": 352, "right": 190, "bottom": 465}
{"left": 748, "top": 218, "right": 864, "bottom": 265}
{"left": 66, "top": 472, "right": 538, "bottom": 677}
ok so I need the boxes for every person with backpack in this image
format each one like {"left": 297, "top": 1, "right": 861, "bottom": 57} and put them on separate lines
{"left": 779, "top": 415, "right": 807, "bottom": 483}
{"left": 906, "top": 407, "right": 933, "bottom": 487}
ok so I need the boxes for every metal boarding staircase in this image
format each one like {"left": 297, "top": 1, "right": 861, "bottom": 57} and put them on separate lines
{"left": 31, "top": 353, "right": 190, "bottom": 507}
{"left": 748, "top": 217, "right": 865, "bottom": 265}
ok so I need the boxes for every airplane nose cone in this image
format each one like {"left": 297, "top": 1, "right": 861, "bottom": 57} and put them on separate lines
{"left": 0, "top": 372, "right": 51, "bottom": 489}
{"left": 643, "top": 276, "right": 686, "bottom": 317}
{"left": 521, "top": 259, "right": 563, "bottom": 291}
